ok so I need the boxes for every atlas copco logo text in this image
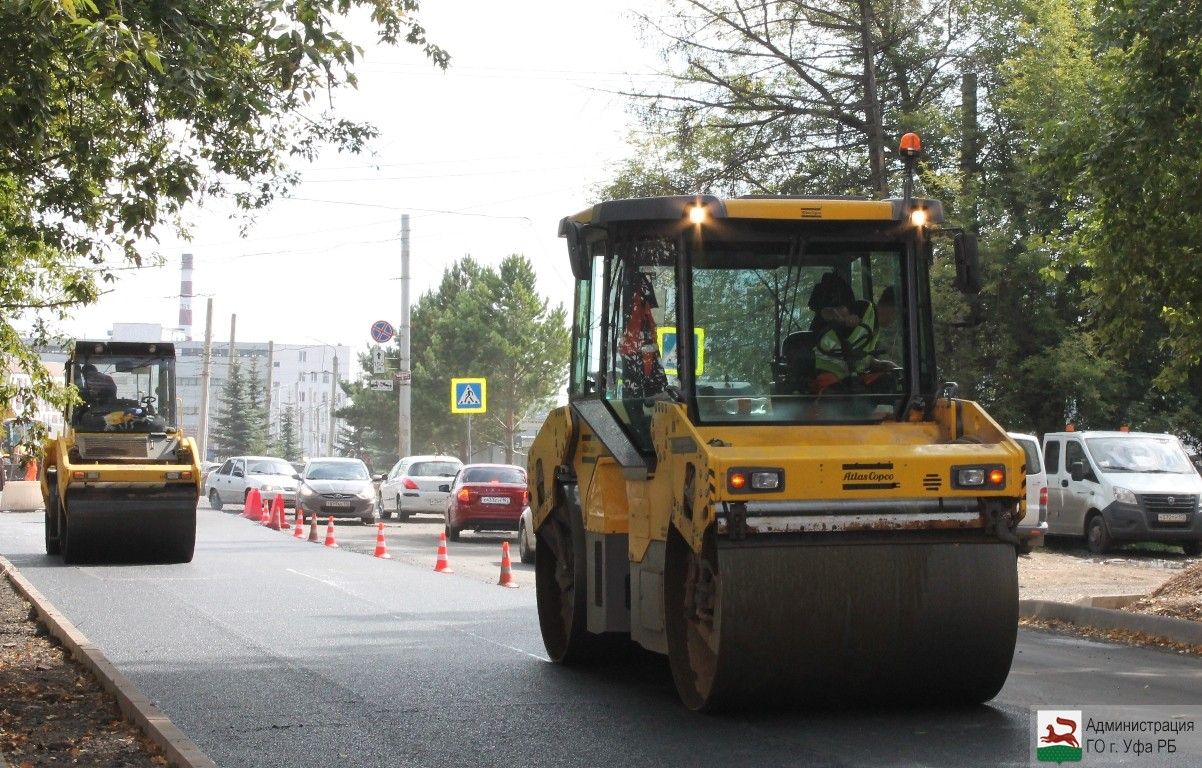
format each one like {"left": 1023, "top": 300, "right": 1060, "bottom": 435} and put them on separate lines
{"left": 842, "top": 471, "right": 894, "bottom": 483}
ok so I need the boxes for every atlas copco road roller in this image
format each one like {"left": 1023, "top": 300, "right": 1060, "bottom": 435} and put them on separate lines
{"left": 527, "top": 135, "right": 1027, "bottom": 711}
{"left": 42, "top": 341, "right": 200, "bottom": 564}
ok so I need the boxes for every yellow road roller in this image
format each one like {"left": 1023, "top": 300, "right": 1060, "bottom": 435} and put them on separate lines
{"left": 42, "top": 341, "right": 200, "bottom": 564}
{"left": 528, "top": 140, "right": 1026, "bottom": 711}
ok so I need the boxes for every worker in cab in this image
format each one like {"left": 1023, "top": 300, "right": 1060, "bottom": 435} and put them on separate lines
{"left": 811, "top": 276, "right": 896, "bottom": 395}
{"left": 81, "top": 363, "right": 117, "bottom": 406}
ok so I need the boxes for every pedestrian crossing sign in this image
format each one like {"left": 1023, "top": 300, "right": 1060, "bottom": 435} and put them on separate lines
{"left": 451, "top": 378, "right": 487, "bottom": 414}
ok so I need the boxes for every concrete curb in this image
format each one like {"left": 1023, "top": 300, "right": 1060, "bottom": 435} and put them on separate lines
{"left": 1020, "top": 599, "right": 1202, "bottom": 646}
{"left": 0, "top": 556, "right": 218, "bottom": 768}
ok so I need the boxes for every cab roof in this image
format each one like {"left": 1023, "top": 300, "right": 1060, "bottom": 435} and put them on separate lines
{"left": 561, "top": 195, "right": 943, "bottom": 230}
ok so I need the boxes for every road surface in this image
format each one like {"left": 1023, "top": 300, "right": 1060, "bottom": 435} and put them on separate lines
{"left": 1, "top": 507, "right": 1199, "bottom": 767}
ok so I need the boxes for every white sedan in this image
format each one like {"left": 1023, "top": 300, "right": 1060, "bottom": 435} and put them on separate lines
{"left": 378, "top": 455, "right": 462, "bottom": 520}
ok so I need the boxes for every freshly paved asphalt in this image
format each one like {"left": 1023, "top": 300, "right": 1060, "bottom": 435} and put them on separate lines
{"left": 1, "top": 508, "right": 1200, "bottom": 767}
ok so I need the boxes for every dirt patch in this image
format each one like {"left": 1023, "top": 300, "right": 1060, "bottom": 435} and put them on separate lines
{"left": 1124, "top": 561, "right": 1202, "bottom": 622}
{"left": 0, "top": 575, "right": 165, "bottom": 767}
{"left": 1018, "top": 546, "right": 1193, "bottom": 604}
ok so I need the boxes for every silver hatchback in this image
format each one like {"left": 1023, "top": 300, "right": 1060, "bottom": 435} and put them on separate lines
{"left": 379, "top": 455, "right": 463, "bottom": 521}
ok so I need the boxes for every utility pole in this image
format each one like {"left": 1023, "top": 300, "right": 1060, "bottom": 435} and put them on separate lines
{"left": 327, "top": 353, "right": 339, "bottom": 455}
{"left": 264, "top": 341, "right": 274, "bottom": 444}
{"left": 228, "top": 314, "right": 236, "bottom": 369}
{"left": 960, "top": 72, "right": 980, "bottom": 230}
{"left": 198, "top": 298, "right": 214, "bottom": 461}
{"left": 398, "top": 213, "right": 412, "bottom": 459}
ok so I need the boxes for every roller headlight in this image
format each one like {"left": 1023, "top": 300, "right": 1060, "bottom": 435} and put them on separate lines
{"left": 952, "top": 464, "right": 1006, "bottom": 490}
{"left": 727, "top": 468, "right": 784, "bottom": 493}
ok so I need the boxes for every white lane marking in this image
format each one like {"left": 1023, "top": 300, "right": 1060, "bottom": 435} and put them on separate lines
{"left": 285, "top": 567, "right": 338, "bottom": 587}
{"left": 457, "top": 629, "right": 550, "bottom": 662}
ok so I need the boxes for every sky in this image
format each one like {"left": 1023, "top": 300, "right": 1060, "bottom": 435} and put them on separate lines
{"left": 59, "top": 1, "right": 672, "bottom": 373}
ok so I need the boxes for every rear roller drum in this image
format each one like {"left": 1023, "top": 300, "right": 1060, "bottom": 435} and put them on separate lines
{"left": 665, "top": 529, "right": 1019, "bottom": 711}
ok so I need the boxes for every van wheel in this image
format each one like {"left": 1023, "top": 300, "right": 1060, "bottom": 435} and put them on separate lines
{"left": 1182, "top": 541, "right": 1201, "bottom": 557}
{"left": 1086, "top": 514, "right": 1111, "bottom": 555}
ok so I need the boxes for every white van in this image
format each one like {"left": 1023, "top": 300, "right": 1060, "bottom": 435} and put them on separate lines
{"left": 1042, "top": 431, "right": 1202, "bottom": 555}
{"left": 1007, "top": 432, "right": 1047, "bottom": 545}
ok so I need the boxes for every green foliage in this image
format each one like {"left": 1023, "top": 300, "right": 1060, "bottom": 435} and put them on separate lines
{"left": 272, "top": 404, "right": 301, "bottom": 463}
{"left": 211, "top": 362, "right": 248, "bottom": 458}
{"left": 1071, "top": 0, "right": 1202, "bottom": 388}
{"left": 211, "top": 359, "right": 268, "bottom": 458}
{"left": 611, "top": 0, "right": 1202, "bottom": 442}
{"left": 243, "top": 357, "right": 268, "bottom": 455}
{"left": 336, "top": 255, "right": 570, "bottom": 465}
{"left": 0, "top": 0, "right": 446, "bottom": 439}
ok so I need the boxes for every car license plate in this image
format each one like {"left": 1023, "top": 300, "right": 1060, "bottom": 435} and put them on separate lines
{"left": 1158, "top": 513, "right": 1188, "bottom": 523}
{"left": 325, "top": 501, "right": 353, "bottom": 508}
{"left": 481, "top": 496, "right": 509, "bottom": 505}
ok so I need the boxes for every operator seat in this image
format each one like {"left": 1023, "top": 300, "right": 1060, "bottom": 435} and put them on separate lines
{"left": 775, "top": 330, "right": 819, "bottom": 394}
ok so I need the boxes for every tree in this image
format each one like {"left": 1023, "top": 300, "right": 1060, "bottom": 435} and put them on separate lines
{"left": 1065, "top": 0, "right": 1202, "bottom": 388}
{"left": 623, "top": 0, "right": 971, "bottom": 196}
{"left": 273, "top": 404, "right": 301, "bottom": 463}
{"left": 336, "top": 256, "right": 570, "bottom": 464}
{"left": 243, "top": 357, "right": 269, "bottom": 456}
{"left": 0, "top": 0, "right": 447, "bottom": 447}
{"left": 211, "top": 362, "right": 250, "bottom": 458}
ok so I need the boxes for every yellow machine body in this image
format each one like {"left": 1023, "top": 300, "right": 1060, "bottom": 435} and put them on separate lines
{"left": 529, "top": 194, "right": 1026, "bottom": 710}
{"left": 42, "top": 341, "right": 200, "bottom": 564}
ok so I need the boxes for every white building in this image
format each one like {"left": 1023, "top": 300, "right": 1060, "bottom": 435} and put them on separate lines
{"left": 77, "top": 324, "right": 352, "bottom": 461}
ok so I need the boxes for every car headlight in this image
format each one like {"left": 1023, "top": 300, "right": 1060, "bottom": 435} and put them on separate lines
{"left": 299, "top": 485, "right": 315, "bottom": 496}
{"left": 261, "top": 484, "right": 277, "bottom": 493}
{"left": 357, "top": 488, "right": 376, "bottom": 500}
{"left": 1113, "top": 487, "right": 1138, "bottom": 505}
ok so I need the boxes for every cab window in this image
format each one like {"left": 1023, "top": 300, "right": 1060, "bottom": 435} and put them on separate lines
{"left": 1065, "top": 441, "right": 1097, "bottom": 482}
{"left": 1043, "top": 441, "right": 1060, "bottom": 475}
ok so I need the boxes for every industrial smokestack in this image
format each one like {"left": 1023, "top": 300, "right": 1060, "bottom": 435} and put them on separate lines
{"left": 179, "top": 253, "right": 194, "bottom": 341}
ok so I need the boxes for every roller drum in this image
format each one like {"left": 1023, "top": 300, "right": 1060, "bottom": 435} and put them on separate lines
{"left": 666, "top": 534, "right": 1018, "bottom": 711}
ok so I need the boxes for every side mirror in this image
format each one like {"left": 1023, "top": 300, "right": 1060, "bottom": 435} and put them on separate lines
{"left": 1070, "top": 461, "right": 1087, "bottom": 483}
{"left": 372, "top": 474, "right": 385, "bottom": 482}
{"left": 559, "top": 219, "right": 590, "bottom": 281}
{"left": 292, "top": 473, "right": 302, "bottom": 481}
{"left": 438, "top": 484, "right": 450, "bottom": 493}
{"left": 952, "top": 231, "right": 983, "bottom": 294}
{"left": 233, "top": 469, "right": 244, "bottom": 478}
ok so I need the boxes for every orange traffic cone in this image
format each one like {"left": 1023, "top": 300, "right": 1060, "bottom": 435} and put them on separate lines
{"left": 293, "top": 505, "right": 305, "bottom": 538}
{"left": 433, "top": 531, "right": 454, "bottom": 573}
{"left": 267, "top": 495, "right": 282, "bottom": 531}
{"left": 274, "top": 495, "right": 288, "bottom": 532}
{"left": 497, "top": 541, "right": 518, "bottom": 588}
{"left": 308, "top": 512, "right": 319, "bottom": 543}
{"left": 323, "top": 517, "right": 339, "bottom": 548}
{"left": 373, "top": 523, "right": 391, "bottom": 559}
{"left": 243, "top": 488, "right": 262, "bottom": 520}
{"left": 24, "top": 459, "right": 37, "bottom": 482}
{"left": 259, "top": 495, "right": 272, "bottom": 526}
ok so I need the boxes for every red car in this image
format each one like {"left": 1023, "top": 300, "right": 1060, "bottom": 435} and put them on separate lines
{"left": 443, "top": 464, "right": 529, "bottom": 541}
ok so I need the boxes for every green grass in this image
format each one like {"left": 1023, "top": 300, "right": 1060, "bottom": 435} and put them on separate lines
{"left": 1037, "top": 745, "right": 1083, "bottom": 763}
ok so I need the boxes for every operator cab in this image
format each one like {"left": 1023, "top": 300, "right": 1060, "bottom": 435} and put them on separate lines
{"left": 562, "top": 196, "right": 940, "bottom": 456}
{"left": 68, "top": 342, "right": 177, "bottom": 434}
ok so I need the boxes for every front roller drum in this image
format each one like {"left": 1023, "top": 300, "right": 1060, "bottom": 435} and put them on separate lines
{"left": 63, "top": 487, "right": 197, "bottom": 564}
{"left": 665, "top": 531, "right": 1018, "bottom": 711}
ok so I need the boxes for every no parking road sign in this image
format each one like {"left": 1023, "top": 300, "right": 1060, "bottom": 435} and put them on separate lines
{"left": 370, "top": 320, "right": 395, "bottom": 344}
{"left": 451, "top": 378, "right": 487, "bottom": 414}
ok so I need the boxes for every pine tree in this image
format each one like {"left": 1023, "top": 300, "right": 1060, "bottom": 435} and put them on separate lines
{"left": 211, "top": 361, "right": 251, "bottom": 458}
{"left": 273, "top": 405, "right": 301, "bottom": 463}
{"left": 243, "top": 357, "right": 269, "bottom": 455}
